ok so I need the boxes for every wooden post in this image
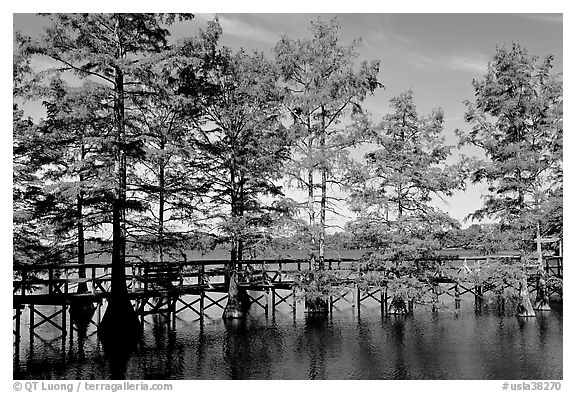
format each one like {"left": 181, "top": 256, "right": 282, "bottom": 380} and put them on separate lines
{"left": 352, "top": 285, "right": 357, "bottom": 308}
{"left": 91, "top": 267, "right": 96, "bottom": 294}
{"left": 380, "top": 288, "right": 385, "bottom": 315}
{"left": 199, "top": 263, "right": 205, "bottom": 286}
{"left": 356, "top": 285, "right": 361, "bottom": 309}
{"left": 48, "top": 268, "right": 54, "bottom": 295}
{"left": 454, "top": 283, "right": 461, "bottom": 309}
{"left": 292, "top": 287, "right": 297, "bottom": 314}
{"left": 29, "top": 304, "right": 34, "bottom": 344}
{"left": 15, "top": 307, "right": 22, "bottom": 343}
{"left": 199, "top": 291, "right": 205, "bottom": 320}
{"left": 475, "top": 284, "right": 483, "bottom": 311}
{"left": 384, "top": 286, "right": 388, "bottom": 315}
{"left": 144, "top": 265, "right": 149, "bottom": 295}
{"left": 62, "top": 305, "right": 67, "bottom": 337}
{"left": 61, "top": 305, "right": 67, "bottom": 354}
{"left": 69, "top": 306, "right": 74, "bottom": 345}
{"left": 131, "top": 265, "right": 136, "bottom": 293}
{"left": 432, "top": 286, "right": 438, "bottom": 313}
{"left": 271, "top": 288, "right": 276, "bottom": 315}
{"left": 21, "top": 270, "right": 26, "bottom": 296}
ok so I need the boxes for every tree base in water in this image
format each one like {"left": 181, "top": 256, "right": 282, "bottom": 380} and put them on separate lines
{"left": 517, "top": 277, "right": 536, "bottom": 317}
{"left": 517, "top": 296, "right": 536, "bottom": 317}
{"left": 534, "top": 275, "right": 551, "bottom": 311}
{"left": 69, "top": 299, "right": 96, "bottom": 327}
{"left": 534, "top": 300, "right": 551, "bottom": 311}
{"left": 304, "top": 297, "right": 328, "bottom": 314}
{"left": 223, "top": 271, "right": 247, "bottom": 319}
{"left": 223, "top": 302, "right": 245, "bottom": 318}
{"left": 389, "top": 295, "right": 408, "bottom": 315}
{"left": 98, "top": 296, "right": 142, "bottom": 342}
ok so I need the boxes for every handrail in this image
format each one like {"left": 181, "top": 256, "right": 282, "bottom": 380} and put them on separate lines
{"left": 12, "top": 255, "right": 562, "bottom": 273}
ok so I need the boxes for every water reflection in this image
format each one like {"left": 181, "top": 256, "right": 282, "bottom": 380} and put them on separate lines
{"left": 14, "top": 301, "right": 562, "bottom": 380}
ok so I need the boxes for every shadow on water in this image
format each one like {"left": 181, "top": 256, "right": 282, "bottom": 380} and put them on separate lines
{"left": 221, "top": 316, "right": 285, "bottom": 379}
{"left": 99, "top": 331, "right": 141, "bottom": 379}
{"left": 388, "top": 314, "right": 410, "bottom": 379}
{"left": 222, "top": 318, "right": 248, "bottom": 379}
{"left": 296, "top": 313, "right": 335, "bottom": 379}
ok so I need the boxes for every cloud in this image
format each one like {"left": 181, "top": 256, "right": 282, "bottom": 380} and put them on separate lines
{"left": 395, "top": 50, "right": 489, "bottom": 74}
{"left": 514, "top": 14, "right": 563, "bottom": 24}
{"left": 365, "top": 28, "right": 488, "bottom": 74}
{"left": 444, "top": 53, "right": 489, "bottom": 73}
{"left": 217, "top": 15, "right": 280, "bottom": 45}
{"left": 365, "top": 27, "right": 416, "bottom": 49}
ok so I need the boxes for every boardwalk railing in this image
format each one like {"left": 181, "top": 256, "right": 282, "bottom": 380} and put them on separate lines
{"left": 13, "top": 255, "right": 562, "bottom": 303}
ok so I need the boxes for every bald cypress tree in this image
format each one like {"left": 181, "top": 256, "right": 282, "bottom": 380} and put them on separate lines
{"left": 178, "top": 44, "right": 290, "bottom": 318}
{"left": 458, "top": 43, "right": 562, "bottom": 314}
{"left": 348, "top": 90, "right": 464, "bottom": 313}
{"left": 274, "top": 18, "right": 381, "bottom": 270}
{"left": 21, "top": 13, "right": 194, "bottom": 340}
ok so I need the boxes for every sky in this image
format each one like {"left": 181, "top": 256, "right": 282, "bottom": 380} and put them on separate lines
{"left": 11, "top": 12, "right": 563, "bottom": 230}
{"left": 190, "top": 13, "right": 563, "bottom": 228}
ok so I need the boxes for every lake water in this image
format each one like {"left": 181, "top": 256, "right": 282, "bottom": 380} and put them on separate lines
{"left": 13, "top": 292, "right": 562, "bottom": 380}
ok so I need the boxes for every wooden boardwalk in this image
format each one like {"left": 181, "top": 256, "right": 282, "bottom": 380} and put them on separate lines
{"left": 13, "top": 255, "right": 563, "bottom": 349}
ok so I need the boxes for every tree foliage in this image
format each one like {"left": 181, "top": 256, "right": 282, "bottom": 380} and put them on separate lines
{"left": 348, "top": 90, "right": 464, "bottom": 261}
{"left": 457, "top": 43, "right": 563, "bottom": 250}
{"left": 274, "top": 17, "right": 381, "bottom": 268}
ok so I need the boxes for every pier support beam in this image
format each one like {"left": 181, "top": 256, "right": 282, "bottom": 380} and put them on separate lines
{"left": 29, "top": 305, "right": 35, "bottom": 345}
{"left": 454, "top": 283, "right": 461, "bottom": 309}
{"left": 384, "top": 287, "right": 388, "bottom": 315}
{"left": 474, "top": 284, "right": 483, "bottom": 311}
{"left": 199, "top": 291, "right": 205, "bottom": 320}
{"left": 14, "top": 307, "right": 22, "bottom": 344}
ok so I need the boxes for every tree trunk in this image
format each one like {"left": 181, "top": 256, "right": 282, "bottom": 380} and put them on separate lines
{"left": 517, "top": 276, "right": 536, "bottom": 317}
{"left": 99, "top": 19, "right": 141, "bottom": 341}
{"left": 389, "top": 295, "right": 408, "bottom": 315}
{"left": 223, "top": 168, "right": 249, "bottom": 319}
{"left": 304, "top": 295, "right": 328, "bottom": 315}
{"left": 533, "top": 221, "right": 551, "bottom": 310}
{"left": 77, "top": 143, "right": 88, "bottom": 293}
{"left": 308, "top": 167, "right": 316, "bottom": 268}
{"left": 223, "top": 271, "right": 246, "bottom": 319}
{"left": 70, "top": 175, "right": 96, "bottom": 326}
{"left": 534, "top": 273, "right": 551, "bottom": 311}
{"left": 158, "top": 155, "right": 165, "bottom": 264}
{"left": 76, "top": 190, "right": 87, "bottom": 293}
{"left": 318, "top": 108, "right": 326, "bottom": 271}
